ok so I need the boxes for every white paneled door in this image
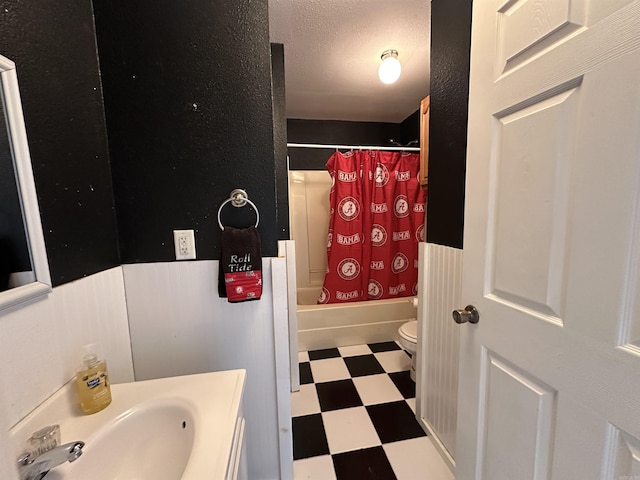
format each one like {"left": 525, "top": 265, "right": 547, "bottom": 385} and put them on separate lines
{"left": 457, "top": 1, "right": 640, "bottom": 479}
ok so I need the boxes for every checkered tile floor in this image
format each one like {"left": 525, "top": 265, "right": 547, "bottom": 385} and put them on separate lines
{"left": 292, "top": 342, "right": 454, "bottom": 480}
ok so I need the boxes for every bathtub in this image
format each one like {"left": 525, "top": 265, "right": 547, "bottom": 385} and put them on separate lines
{"left": 296, "top": 287, "right": 417, "bottom": 352}
{"left": 289, "top": 170, "right": 418, "bottom": 351}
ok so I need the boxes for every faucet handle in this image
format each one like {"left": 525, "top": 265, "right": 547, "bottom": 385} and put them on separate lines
{"left": 28, "top": 425, "right": 61, "bottom": 458}
{"left": 18, "top": 424, "right": 62, "bottom": 466}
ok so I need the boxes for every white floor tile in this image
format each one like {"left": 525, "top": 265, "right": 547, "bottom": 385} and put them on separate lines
{"left": 374, "top": 350, "right": 412, "bottom": 372}
{"left": 291, "top": 384, "right": 320, "bottom": 417}
{"left": 309, "top": 357, "right": 350, "bottom": 383}
{"left": 322, "top": 406, "right": 381, "bottom": 454}
{"left": 293, "top": 343, "right": 452, "bottom": 480}
{"left": 352, "top": 374, "right": 404, "bottom": 406}
{"left": 293, "top": 455, "right": 337, "bottom": 480}
{"left": 338, "top": 344, "right": 372, "bottom": 357}
{"left": 384, "top": 437, "right": 454, "bottom": 480}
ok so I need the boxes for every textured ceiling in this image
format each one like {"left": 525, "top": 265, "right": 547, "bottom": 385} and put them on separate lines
{"left": 269, "top": 0, "right": 430, "bottom": 123}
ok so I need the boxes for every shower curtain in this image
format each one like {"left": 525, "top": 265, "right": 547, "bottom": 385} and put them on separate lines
{"left": 318, "top": 149, "right": 426, "bottom": 304}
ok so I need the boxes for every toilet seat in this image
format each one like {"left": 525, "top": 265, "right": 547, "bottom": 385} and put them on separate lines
{"left": 398, "top": 320, "right": 417, "bottom": 344}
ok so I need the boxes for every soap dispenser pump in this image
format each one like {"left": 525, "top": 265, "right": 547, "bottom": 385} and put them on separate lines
{"left": 75, "top": 344, "right": 112, "bottom": 414}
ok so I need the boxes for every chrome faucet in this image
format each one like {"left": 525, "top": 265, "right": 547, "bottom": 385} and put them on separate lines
{"left": 17, "top": 441, "right": 85, "bottom": 480}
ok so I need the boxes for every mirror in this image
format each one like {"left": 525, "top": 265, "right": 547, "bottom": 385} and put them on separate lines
{"left": 0, "top": 53, "right": 51, "bottom": 311}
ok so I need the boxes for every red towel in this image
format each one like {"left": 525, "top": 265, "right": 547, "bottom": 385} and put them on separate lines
{"left": 218, "top": 226, "right": 262, "bottom": 302}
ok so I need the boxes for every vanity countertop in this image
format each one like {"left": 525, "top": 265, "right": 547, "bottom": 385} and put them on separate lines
{"left": 10, "top": 369, "right": 247, "bottom": 480}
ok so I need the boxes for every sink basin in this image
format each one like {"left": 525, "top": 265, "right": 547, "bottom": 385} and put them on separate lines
{"left": 10, "top": 370, "right": 246, "bottom": 480}
{"left": 50, "top": 401, "right": 195, "bottom": 480}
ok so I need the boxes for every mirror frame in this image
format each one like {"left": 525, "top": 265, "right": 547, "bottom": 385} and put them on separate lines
{"left": 0, "top": 53, "right": 51, "bottom": 311}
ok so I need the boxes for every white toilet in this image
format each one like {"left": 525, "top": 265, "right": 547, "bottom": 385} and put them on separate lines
{"left": 398, "top": 319, "right": 418, "bottom": 381}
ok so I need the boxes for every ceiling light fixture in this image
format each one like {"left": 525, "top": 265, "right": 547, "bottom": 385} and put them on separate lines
{"left": 378, "top": 49, "right": 401, "bottom": 85}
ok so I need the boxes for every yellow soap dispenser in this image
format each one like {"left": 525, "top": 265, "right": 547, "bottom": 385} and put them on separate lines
{"left": 76, "top": 345, "right": 112, "bottom": 414}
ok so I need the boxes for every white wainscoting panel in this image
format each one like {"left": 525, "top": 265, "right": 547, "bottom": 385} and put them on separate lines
{"left": 271, "top": 257, "right": 293, "bottom": 480}
{"left": 1, "top": 374, "right": 16, "bottom": 480}
{"left": 123, "top": 259, "right": 289, "bottom": 480}
{"left": 0, "top": 267, "right": 134, "bottom": 428}
{"left": 416, "top": 243, "right": 463, "bottom": 470}
{"left": 279, "top": 240, "right": 300, "bottom": 392}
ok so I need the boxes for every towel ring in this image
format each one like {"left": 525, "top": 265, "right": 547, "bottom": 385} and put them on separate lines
{"left": 217, "top": 189, "right": 260, "bottom": 230}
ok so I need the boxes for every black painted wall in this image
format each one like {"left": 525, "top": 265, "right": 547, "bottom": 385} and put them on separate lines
{"left": 93, "top": 0, "right": 278, "bottom": 260}
{"left": 287, "top": 117, "right": 419, "bottom": 170}
{"left": 1, "top": 0, "right": 120, "bottom": 286}
{"left": 1, "top": 0, "right": 466, "bottom": 286}
{"left": 427, "top": 0, "right": 473, "bottom": 249}
{"left": 400, "top": 109, "right": 421, "bottom": 146}
{"left": 271, "top": 43, "right": 289, "bottom": 240}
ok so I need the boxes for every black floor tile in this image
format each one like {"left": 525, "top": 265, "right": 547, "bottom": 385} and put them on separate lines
{"left": 389, "top": 370, "right": 416, "bottom": 399}
{"left": 299, "top": 362, "right": 314, "bottom": 385}
{"left": 368, "top": 341, "right": 401, "bottom": 353}
{"left": 292, "top": 414, "right": 330, "bottom": 460}
{"left": 367, "top": 401, "right": 427, "bottom": 443}
{"left": 316, "top": 379, "right": 363, "bottom": 411}
{"left": 308, "top": 347, "right": 341, "bottom": 360}
{"left": 344, "top": 354, "right": 385, "bottom": 377}
{"left": 332, "top": 446, "right": 397, "bottom": 480}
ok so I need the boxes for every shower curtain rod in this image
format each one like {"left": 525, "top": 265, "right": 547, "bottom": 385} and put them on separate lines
{"left": 287, "top": 142, "right": 420, "bottom": 152}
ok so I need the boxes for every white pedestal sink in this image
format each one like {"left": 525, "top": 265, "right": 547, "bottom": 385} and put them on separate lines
{"left": 9, "top": 370, "right": 246, "bottom": 480}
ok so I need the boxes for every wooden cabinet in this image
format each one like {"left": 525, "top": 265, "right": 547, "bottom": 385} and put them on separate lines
{"left": 419, "top": 95, "right": 430, "bottom": 190}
